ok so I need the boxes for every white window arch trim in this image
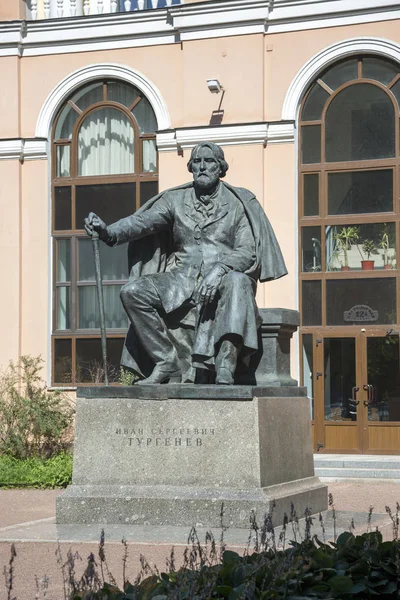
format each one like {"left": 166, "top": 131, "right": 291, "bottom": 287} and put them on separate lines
{"left": 36, "top": 62, "right": 171, "bottom": 139}
{"left": 282, "top": 37, "right": 400, "bottom": 122}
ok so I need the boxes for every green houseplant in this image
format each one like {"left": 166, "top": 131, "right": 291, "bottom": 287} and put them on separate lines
{"left": 332, "top": 226, "right": 360, "bottom": 270}
{"left": 360, "top": 238, "right": 378, "bottom": 270}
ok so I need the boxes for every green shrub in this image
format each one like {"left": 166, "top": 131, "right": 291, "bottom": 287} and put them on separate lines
{"left": 0, "top": 355, "right": 74, "bottom": 459}
{"left": 66, "top": 529, "right": 400, "bottom": 599}
{"left": 0, "top": 453, "right": 72, "bottom": 488}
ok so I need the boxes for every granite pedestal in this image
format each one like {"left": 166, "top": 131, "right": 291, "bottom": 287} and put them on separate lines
{"left": 57, "top": 386, "right": 327, "bottom": 528}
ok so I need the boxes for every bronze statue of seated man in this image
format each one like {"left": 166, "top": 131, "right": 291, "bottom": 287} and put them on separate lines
{"left": 84, "top": 142, "right": 287, "bottom": 385}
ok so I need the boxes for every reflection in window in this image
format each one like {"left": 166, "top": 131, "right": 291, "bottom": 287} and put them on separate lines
{"left": 324, "top": 338, "right": 356, "bottom": 421}
{"left": 303, "top": 174, "right": 319, "bottom": 216}
{"left": 326, "top": 84, "right": 395, "bottom": 162}
{"left": 302, "top": 83, "right": 330, "bottom": 121}
{"left": 76, "top": 338, "right": 125, "bottom": 383}
{"left": 326, "top": 222, "right": 396, "bottom": 271}
{"left": 367, "top": 337, "right": 400, "bottom": 422}
{"left": 301, "top": 125, "right": 321, "bottom": 164}
{"left": 76, "top": 183, "right": 136, "bottom": 228}
{"left": 363, "top": 57, "right": 398, "bottom": 85}
{"left": 320, "top": 59, "right": 358, "bottom": 91}
{"left": 78, "top": 108, "right": 134, "bottom": 176}
{"left": 302, "top": 334, "right": 314, "bottom": 419}
{"left": 328, "top": 170, "right": 393, "bottom": 215}
{"left": 302, "top": 227, "right": 321, "bottom": 272}
{"left": 326, "top": 278, "right": 396, "bottom": 325}
{"left": 302, "top": 280, "right": 322, "bottom": 326}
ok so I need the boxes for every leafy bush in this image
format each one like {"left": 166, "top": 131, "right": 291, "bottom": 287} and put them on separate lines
{"left": 0, "top": 355, "right": 74, "bottom": 459}
{"left": 67, "top": 529, "right": 400, "bottom": 599}
{"left": 0, "top": 453, "right": 72, "bottom": 488}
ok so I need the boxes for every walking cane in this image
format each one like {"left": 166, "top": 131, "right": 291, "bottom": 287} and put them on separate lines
{"left": 91, "top": 230, "right": 109, "bottom": 386}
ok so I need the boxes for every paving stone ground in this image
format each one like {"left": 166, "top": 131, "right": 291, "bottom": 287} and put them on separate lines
{"left": 1, "top": 480, "right": 400, "bottom": 600}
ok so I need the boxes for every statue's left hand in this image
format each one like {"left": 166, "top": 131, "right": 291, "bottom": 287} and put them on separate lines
{"left": 194, "top": 264, "right": 227, "bottom": 306}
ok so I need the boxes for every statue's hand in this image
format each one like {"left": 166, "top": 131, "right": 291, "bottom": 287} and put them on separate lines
{"left": 195, "top": 264, "right": 227, "bottom": 306}
{"left": 84, "top": 212, "right": 108, "bottom": 241}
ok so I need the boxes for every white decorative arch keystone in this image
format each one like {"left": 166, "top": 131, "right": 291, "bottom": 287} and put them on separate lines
{"left": 282, "top": 37, "right": 400, "bottom": 121}
{"left": 35, "top": 63, "right": 171, "bottom": 138}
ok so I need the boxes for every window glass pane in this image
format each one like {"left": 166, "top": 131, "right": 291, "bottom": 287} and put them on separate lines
{"left": 79, "top": 238, "right": 129, "bottom": 281}
{"left": 363, "top": 57, "right": 398, "bottom": 85}
{"left": 302, "top": 227, "right": 321, "bottom": 272}
{"left": 57, "top": 239, "right": 71, "bottom": 282}
{"left": 302, "top": 83, "right": 330, "bottom": 121}
{"left": 78, "top": 108, "right": 134, "bottom": 176}
{"left": 326, "top": 278, "right": 396, "bottom": 325}
{"left": 303, "top": 174, "right": 319, "bottom": 216}
{"left": 57, "top": 286, "right": 70, "bottom": 330}
{"left": 302, "top": 334, "right": 314, "bottom": 419}
{"left": 76, "top": 183, "right": 136, "bottom": 229}
{"left": 78, "top": 285, "right": 129, "bottom": 329}
{"left": 71, "top": 82, "right": 103, "bottom": 111}
{"left": 324, "top": 338, "right": 356, "bottom": 421}
{"left": 326, "top": 84, "right": 395, "bottom": 162}
{"left": 321, "top": 59, "right": 358, "bottom": 91}
{"left": 390, "top": 79, "right": 400, "bottom": 110}
{"left": 76, "top": 337, "right": 125, "bottom": 383}
{"left": 367, "top": 337, "right": 400, "bottom": 422}
{"left": 142, "top": 139, "right": 157, "bottom": 172}
{"left": 56, "top": 145, "right": 70, "bottom": 178}
{"left": 54, "top": 338, "right": 72, "bottom": 384}
{"left": 140, "top": 181, "right": 159, "bottom": 207}
{"left": 328, "top": 170, "right": 393, "bottom": 215}
{"left": 302, "top": 280, "right": 322, "bottom": 326}
{"left": 326, "top": 222, "right": 396, "bottom": 271}
{"left": 107, "top": 81, "right": 139, "bottom": 108}
{"left": 301, "top": 125, "right": 321, "bottom": 164}
{"left": 54, "top": 104, "right": 78, "bottom": 140}
{"left": 132, "top": 96, "right": 157, "bottom": 133}
{"left": 54, "top": 187, "right": 72, "bottom": 231}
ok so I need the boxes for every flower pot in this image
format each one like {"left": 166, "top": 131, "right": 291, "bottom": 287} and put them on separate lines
{"left": 341, "top": 266, "right": 350, "bottom": 271}
{"left": 361, "top": 260, "right": 375, "bottom": 270}
{"left": 384, "top": 264, "right": 392, "bottom": 270}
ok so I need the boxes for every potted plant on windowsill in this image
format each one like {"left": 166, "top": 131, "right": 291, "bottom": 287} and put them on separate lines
{"left": 379, "top": 225, "right": 393, "bottom": 269}
{"left": 332, "top": 226, "right": 360, "bottom": 271}
{"left": 360, "top": 239, "right": 378, "bottom": 270}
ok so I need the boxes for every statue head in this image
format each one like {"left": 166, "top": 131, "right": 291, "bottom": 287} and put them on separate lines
{"left": 187, "top": 142, "right": 229, "bottom": 191}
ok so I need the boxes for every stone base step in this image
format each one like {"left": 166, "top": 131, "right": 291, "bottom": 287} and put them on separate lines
{"left": 314, "top": 454, "right": 400, "bottom": 479}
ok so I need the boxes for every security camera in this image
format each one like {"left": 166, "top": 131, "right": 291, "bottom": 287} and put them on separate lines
{"left": 207, "top": 79, "right": 223, "bottom": 94}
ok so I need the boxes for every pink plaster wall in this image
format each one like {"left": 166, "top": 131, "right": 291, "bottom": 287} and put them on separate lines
{"left": 20, "top": 161, "right": 49, "bottom": 363}
{"left": 0, "top": 57, "right": 20, "bottom": 138}
{"left": 0, "top": 160, "right": 21, "bottom": 367}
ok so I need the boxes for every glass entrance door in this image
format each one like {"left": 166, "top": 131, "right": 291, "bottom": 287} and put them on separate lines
{"left": 306, "top": 330, "right": 400, "bottom": 453}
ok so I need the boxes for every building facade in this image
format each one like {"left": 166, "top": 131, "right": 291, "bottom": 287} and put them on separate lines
{"left": 2, "top": 0, "right": 400, "bottom": 454}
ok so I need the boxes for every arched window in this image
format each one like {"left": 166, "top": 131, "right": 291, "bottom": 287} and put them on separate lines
{"left": 52, "top": 80, "right": 158, "bottom": 385}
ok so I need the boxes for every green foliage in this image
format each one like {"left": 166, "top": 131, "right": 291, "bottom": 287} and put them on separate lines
{"left": 0, "top": 453, "right": 72, "bottom": 488}
{"left": 63, "top": 530, "right": 400, "bottom": 599}
{"left": 361, "top": 239, "right": 378, "bottom": 260}
{"left": 119, "top": 367, "right": 138, "bottom": 386}
{"left": 0, "top": 355, "right": 74, "bottom": 459}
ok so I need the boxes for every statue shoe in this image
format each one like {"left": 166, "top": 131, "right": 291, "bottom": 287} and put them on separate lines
{"left": 215, "top": 366, "right": 235, "bottom": 385}
{"left": 138, "top": 365, "right": 182, "bottom": 385}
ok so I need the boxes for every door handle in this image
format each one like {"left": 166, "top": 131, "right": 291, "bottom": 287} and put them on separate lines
{"left": 351, "top": 386, "right": 360, "bottom": 405}
{"left": 363, "top": 384, "right": 375, "bottom": 407}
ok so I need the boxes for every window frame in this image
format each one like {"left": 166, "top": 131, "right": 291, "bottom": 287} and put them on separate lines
{"left": 51, "top": 79, "right": 159, "bottom": 386}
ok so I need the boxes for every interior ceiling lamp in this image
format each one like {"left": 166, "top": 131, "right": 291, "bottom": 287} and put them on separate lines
{"left": 207, "top": 79, "right": 224, "bottom": 94}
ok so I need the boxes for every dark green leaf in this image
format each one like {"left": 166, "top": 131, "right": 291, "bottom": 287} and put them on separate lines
{"left": 328, "top": 575, "right": 353, "bottom": 594}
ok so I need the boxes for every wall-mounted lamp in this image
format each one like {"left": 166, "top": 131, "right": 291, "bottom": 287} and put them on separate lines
{"left": 207, "top": 79, "right": 224, "bottom": 94}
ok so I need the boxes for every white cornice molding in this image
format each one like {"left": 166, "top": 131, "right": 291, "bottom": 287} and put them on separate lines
{"left": 36, "top": 63, "right": 171, "bottom": 138}
{"left": 156, "top": 121, "right": 295, "bottom": 151}
{"left": 1, "top": 1, "right": 400, "bottom": 56}
{"left": 282, "top": 37, "right": 400, "bottom": 121}
{"left": 0, "top": 138, "right": 47, "bottom": 160}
